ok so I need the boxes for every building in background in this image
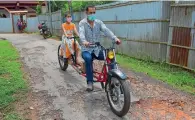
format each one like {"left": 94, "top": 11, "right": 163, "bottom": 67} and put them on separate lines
{"left": 0, "top": 1, "right": 46, "bottom": 18}
{"left": 0, "top": 1, "right": 47, "bottom": 33}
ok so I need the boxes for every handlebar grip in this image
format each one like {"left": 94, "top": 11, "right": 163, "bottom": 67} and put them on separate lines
{"left": 67, "top": 36, "right": 79, "bottom": 39}
{"left": 67, "top": 37, "right": 73, "bottom": 39}
{"left": 116, "top": 40, "right": 121, "bottom": 45}
{"left": 88, "top": 43, "right": 96, "bottom": 47}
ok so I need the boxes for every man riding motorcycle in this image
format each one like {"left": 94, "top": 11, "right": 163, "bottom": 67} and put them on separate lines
{"left": 79, "top": 5, "right": 121, "bottom": 91}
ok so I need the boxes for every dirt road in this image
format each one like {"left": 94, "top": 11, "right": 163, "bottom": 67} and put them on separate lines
{"left": 0, "top": 34, "right": 138, "bottom": 120}
{"left": 1, "top": 34, "right": 194, "bottom": 120}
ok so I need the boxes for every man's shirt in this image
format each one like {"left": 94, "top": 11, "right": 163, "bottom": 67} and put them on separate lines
{"left": 79, "top": 18, "right": 117, "bottom": 57}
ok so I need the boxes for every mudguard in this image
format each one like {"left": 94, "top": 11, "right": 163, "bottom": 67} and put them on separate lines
{"left": 107, "top": 69, "right": 127, "bottom": 80}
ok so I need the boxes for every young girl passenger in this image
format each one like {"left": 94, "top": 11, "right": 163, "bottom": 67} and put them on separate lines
{"left": 60, "top": 12, "right": 81, "bottom": 64}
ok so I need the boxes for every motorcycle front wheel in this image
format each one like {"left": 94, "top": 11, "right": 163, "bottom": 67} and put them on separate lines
{"left": 47, "top": 31, "right": 52, "bottom": 38}
{"left": 43, "top": 31, "right": 52, "bottom": 39}
{"left": 43, "top": 34, "right": 47, "bottom": 39}
{"left": 106, "top": 77, "right": 131, "bottom": 117}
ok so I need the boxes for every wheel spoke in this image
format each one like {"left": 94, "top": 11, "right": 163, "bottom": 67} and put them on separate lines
{"left": 119, "top": 94, "right": 124, "bottom": 101}
{"left": 108, "top": 79, "right": 124, "bottom": 111}
{"left": 117, "top": 101, "right": 122, "bottom": 108}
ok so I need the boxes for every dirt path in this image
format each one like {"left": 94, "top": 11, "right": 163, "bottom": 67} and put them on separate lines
{"left": 0, "top": 34, "right": 136, "bottom": 120}
{"left": 0, "top": 34, "right": 194, "bottom": 120}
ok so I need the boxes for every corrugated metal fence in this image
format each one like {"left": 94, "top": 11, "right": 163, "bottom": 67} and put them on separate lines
{"left": 167, "top": 3, "right": 195, "bottom": 70}
{"left": 73, "top": 1, "right": 171, "bottom": 62}
{"left": 23, "top": 1, "right": 195, "bottom": 70}
{"left": 0, "top": 18, "right": 13, "bottom": 33}
{"left": 26, "top": 17, "right": 39, "bottom": 32}
{"left": 37, "top": 10, "right": 62, "bottom": 36}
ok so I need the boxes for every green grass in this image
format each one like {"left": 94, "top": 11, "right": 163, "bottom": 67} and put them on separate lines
{"left": 0, "top": 40, "right": 27, "bottom": 119}
{"left": 4, "top": 113, "right": 23, "bottom": 120}
{"left": 50, "top": 35, "right": 60, "bottom": 40}
{"left": 117, "top": 54, "right": 195, "bottom": 94}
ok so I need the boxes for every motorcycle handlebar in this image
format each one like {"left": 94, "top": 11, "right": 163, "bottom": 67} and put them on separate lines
{"left": 88, "top": 40, "right": 121, "bottom": 48}
{"left": 66, "top": 36, "right": 79, "bottom": 39}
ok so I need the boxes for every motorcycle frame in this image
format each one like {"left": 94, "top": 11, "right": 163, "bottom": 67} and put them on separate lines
{"left": 70, "top": 38, "right": 117, "bottom": 83}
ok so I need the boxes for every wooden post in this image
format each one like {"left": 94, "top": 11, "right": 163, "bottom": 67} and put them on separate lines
{"left": 48, "top": 1, "right": 53, "bottom": 34}
{"left": 11, "top": 13, "right": 15, "bottom": 33}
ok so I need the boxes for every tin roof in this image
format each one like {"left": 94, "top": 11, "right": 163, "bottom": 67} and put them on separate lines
{"left": 10, "top": 10, "right": 28, "bottom": 13}
{"left": 0, "top": 1, "right": 46, "bottom": 9}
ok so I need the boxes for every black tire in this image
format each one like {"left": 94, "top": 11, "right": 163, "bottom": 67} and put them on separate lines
{"left": 43, "top": 30, "right": 51, "bottom": 39}
{"left": 47, "top": 31, "right": 52, "bottom": 38}
{"left": 106, "top": 78, "right": 131, "bottom": 117}
{"left": 101, "top": 82, "right": 105, "bottom": 89}
{"left": 58, "top": 44, "right": 68, "bottom": 71}
{"left": 43, "top": 33, "right": 47, "bottom": 39}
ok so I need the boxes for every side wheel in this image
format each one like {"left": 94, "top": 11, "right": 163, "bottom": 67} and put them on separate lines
{"left": 101, "top": 82, "right": 105, "bottom": 89}
{"left": 106, "top": 77, "right": 131, "bottom": 117}
{"left": 58, "top": 45, "right": 68, "bottom": 71}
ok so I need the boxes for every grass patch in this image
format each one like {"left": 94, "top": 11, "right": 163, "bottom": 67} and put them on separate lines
{"left": 4, "top": 113, "right": 23, "bottom": 120}
{"left": 0, "top": 40, "right": 27, "bottom": 119}
{"left": 50, "top": 35, "right": 60, "bottom": 41}
{"left": 117, "top": 54, "right": 195, "bottom": 94}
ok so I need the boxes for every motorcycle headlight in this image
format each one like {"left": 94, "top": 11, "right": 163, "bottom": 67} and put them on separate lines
{"left": 108, "top": 50, "right": 114, "bottom": 59}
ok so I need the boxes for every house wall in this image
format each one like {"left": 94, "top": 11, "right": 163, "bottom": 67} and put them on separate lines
{"left": 0, "top": 9, "right": 10, "bottom": 18}
{"left": 0, "top": 18, "right": 13, "bottom": 32}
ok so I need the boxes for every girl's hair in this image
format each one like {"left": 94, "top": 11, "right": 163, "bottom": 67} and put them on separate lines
{"left": 65, "top": 12, "right": 71, "bottom": 17}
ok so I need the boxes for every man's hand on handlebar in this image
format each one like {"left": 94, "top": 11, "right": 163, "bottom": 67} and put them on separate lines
{"left": 115, "top": 38, "right": 121, "bottom": 45}
{"left": 66, "top": 36, "right": 79, "bottom": 39}
{"left": 83, "top": 41, "right": 90, "bottom": 47}
{"left": 82, "top": 38, "right": 121, "bottom": 47}
{"left": 67, "top": 36, "right": 73, "bottom": 39}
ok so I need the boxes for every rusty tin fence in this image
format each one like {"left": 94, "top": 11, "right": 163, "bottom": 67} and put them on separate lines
{"left": 167, "top": 3, "right": 195, "bottom": 70}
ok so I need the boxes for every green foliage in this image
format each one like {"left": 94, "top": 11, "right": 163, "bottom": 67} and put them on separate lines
{"left": 0, "top": 40, "right": 27, "bottom": 119}
{"left": 36, "top": 1, "right": 45, "bottom": 15}
{"left": 51, "top": 1, "right": 69, "bottom": 13}
{"left": 71, "top": 1, "right": 114, "bottom": 11}
{"left": 116, "top": 54, "right": 195, "bottom": 94}
{"left": 36, "top": 5, "right": 42, "bottom": 15}
{"left": 4, "top": 113, "right": 23, "bottom": 120}
{"left": 50, "top": 1, "right": 115, "bottom": 14}
{"left": 36, "top": 1, "right": 115, "bottom": 15}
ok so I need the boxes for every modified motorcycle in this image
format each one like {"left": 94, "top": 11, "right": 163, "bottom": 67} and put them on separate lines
{"left": 58, "top": 37, "right": 131, "bottom": 117}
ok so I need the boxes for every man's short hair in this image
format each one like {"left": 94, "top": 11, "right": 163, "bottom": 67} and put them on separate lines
{"left": 85, "top": 5, "right": 96, "bottom": 11}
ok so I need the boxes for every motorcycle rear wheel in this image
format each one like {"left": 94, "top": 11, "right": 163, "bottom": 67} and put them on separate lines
{"left": 58, "top": 45, "right": 68, "bottom": 71}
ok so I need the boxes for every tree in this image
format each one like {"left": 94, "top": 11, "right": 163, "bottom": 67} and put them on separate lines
{"left": 36, "top": 5, "right": 42, "bottom": 15}
{"left": 36, "top": 1, "right": 43, "bottom": 15}
{"left": 71, "top": 1, "right": 115, "bottom": 11}
{"left": 50, "top": 1, "right": 69, "bottom": 13}
{"left": 50, "top": 1, "right": 115, "bottom": 13}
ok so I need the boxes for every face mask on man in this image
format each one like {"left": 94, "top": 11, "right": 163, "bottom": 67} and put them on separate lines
{"left": 87, "top": 14, "right": 96, "bottom": 21}
{"left": 66, "top": 17, "right": 72, "bottom": 23}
